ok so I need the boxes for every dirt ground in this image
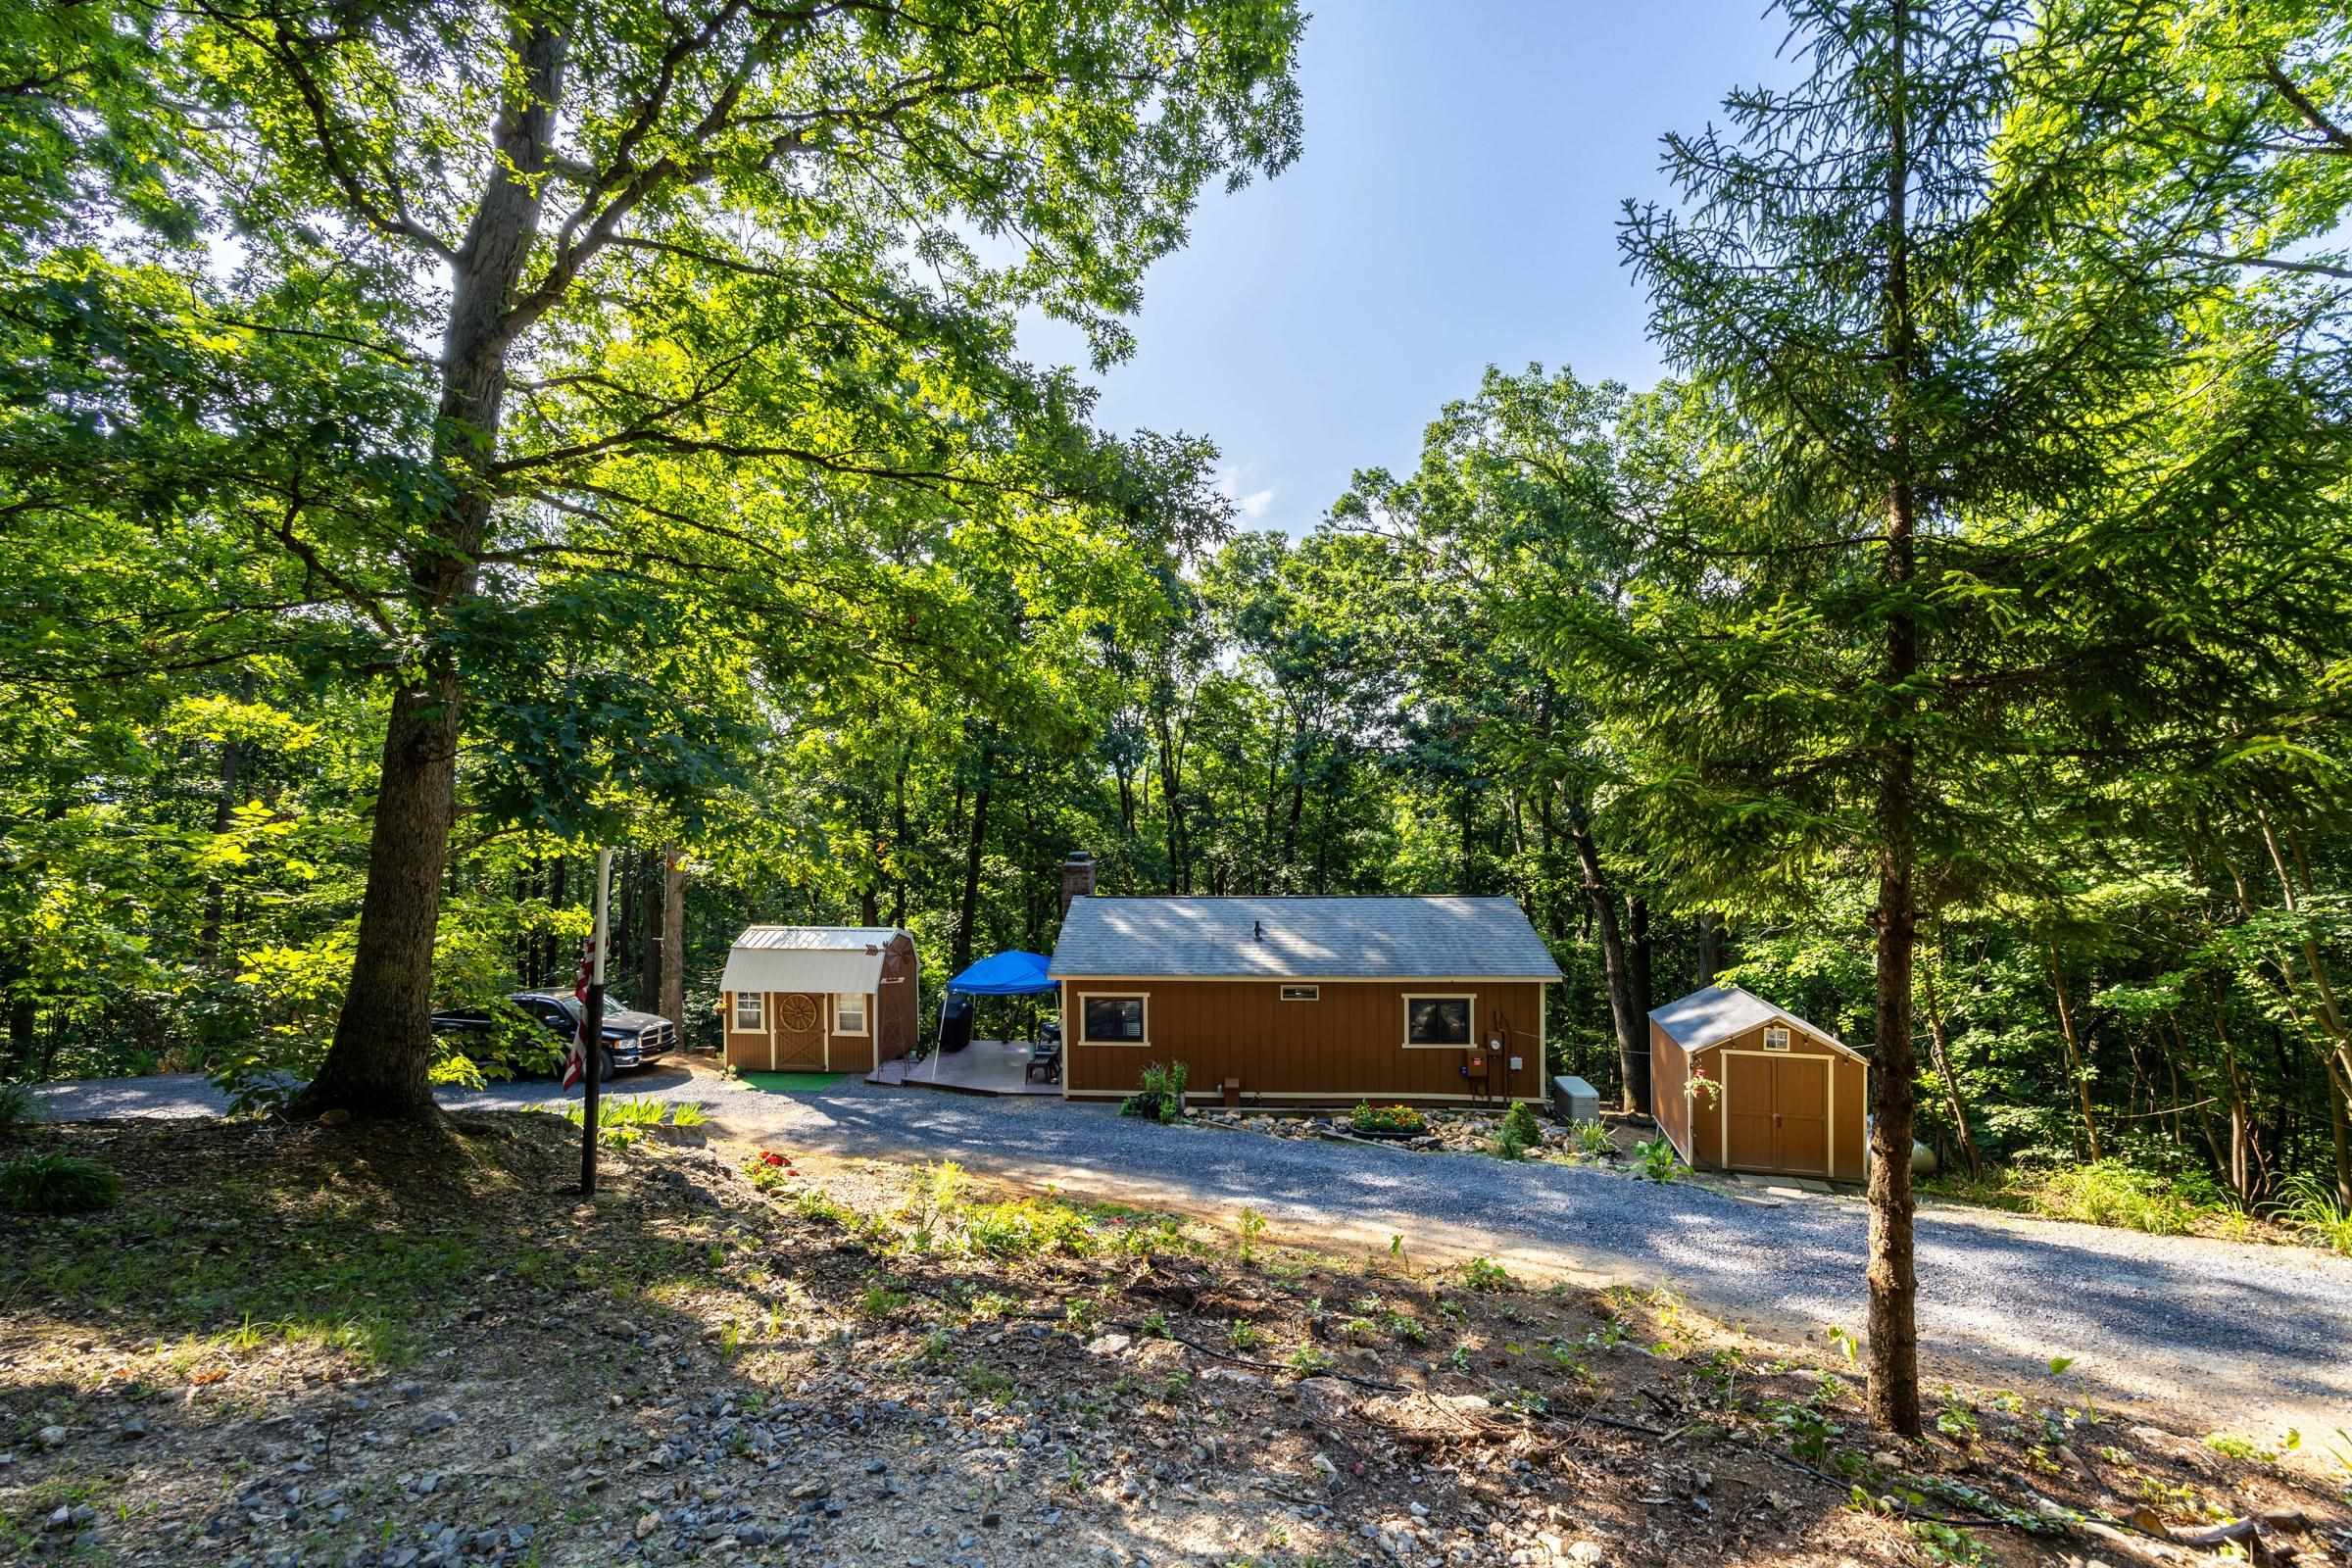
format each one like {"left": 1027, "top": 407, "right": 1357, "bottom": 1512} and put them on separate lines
{"left": 3, "top": 1112, "right": 2347, "bottom": 1568}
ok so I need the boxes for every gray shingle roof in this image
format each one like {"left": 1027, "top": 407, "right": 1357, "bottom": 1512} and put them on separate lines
{"left": 1048, "top": 896, "right": 1562, "bottom": 980}
{"left": 1648, "top": 984, "right": 1848, "bottom": 1054}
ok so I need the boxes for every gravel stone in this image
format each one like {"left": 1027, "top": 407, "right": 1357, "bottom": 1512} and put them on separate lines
{"left": 32, "top": 1067, "right": 2352, "bottom": 1429}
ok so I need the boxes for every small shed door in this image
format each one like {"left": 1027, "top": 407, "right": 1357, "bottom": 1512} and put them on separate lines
{"left": 771, "top": 992, "right": 826, "bottom": 1070}
{"left": 1722, "top": 1052, "right": 1830, "bottom": 1176}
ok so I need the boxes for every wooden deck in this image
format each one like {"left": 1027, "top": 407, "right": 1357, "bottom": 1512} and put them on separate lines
{"left": 866, "top": 1038, "right": 1062, "bottom": 1097}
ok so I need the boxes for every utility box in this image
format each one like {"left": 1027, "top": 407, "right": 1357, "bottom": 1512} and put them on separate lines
{"left": 1550, "top": 1074, "right": 1599, "bottom": 1124}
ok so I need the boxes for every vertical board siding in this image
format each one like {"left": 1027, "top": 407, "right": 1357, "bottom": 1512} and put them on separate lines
{"left": 1062, "top": 978, "right": 1547, "bottom": 1103}
{"left": 1650, "top": 1020, "right": 1690, "bottom": 1159}
{"left": 1688, "top": 1018, "right": 1866, "bottom": 1180}
{"left": 876, "top": 936, "right": 918, "bottom": 1066}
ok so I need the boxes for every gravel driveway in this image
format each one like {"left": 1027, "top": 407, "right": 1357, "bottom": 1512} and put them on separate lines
{"left": 34, "top": 1067, "right": 2352, "bottom": 1434}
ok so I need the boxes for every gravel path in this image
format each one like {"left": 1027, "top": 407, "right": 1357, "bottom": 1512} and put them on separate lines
{"left": 34, "top": 1067, "right": 2352, "bottom": 1433}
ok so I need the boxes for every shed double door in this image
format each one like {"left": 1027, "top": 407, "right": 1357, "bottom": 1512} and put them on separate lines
{"left": 771, "top": 992, "right": 826, "bottom": 1070}
{"left": 1723, "top": 1052, "right": 1829, "bottom": 1176}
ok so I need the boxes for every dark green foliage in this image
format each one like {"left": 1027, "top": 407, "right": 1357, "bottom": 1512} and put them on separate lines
{"left": 1, "top": 1150, "right": 122, "bottom": 1213}
{"left": 1120, "top": 1060, "right": 1190, "bottom": 1124}
{"left": 1494, "top": 1100, "right": 1543, "bottom": 1160}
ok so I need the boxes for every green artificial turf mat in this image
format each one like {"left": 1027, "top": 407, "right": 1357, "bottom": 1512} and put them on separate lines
{"left": 738, "top": 1071, "right": 851, "bottom": 1093}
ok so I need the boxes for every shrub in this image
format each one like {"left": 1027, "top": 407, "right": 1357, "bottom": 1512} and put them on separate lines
{"left": 0, "top": 1080, "right": 33, "bottom": 1134}
{"left": 2269, "top": 1172, "right": 2352, "bottom": 1256}
{"left": 0, "top": 1150, "right": 122, "bottom": 1213}
{"left": 1635, "top": 1136, "right": 1678, "bottom": 1181}
{"left": 1492, "top": 1100, "right": 1543, "bottom": 1159}
{"left": 1572, "top": 1119, "right": 1614, "bottom": 1158}
{"left": 1119, "top": 1060, "right": 1191, "bottom": 1123}
{"left": 2033, "top": 1160, "right": 2207, "bottom": 1236}
{"left": 1349, "top": 1101, "right": 1427, "bottom": 1136}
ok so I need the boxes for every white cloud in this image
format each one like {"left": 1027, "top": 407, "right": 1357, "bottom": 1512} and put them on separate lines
{"left": 1215, "top": 464, "right": 1278, "bottom": 523}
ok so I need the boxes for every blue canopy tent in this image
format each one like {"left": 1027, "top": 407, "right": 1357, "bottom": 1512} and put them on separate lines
{"left": 931, "top": 950, "right": 1058, "bottom": 1064}
{"left": 945, "top": 950, "right": 1055, "bottom": 997}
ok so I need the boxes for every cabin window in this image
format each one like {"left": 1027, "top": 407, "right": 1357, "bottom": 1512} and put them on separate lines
{"left": 1080, "top": 995, "right": 1149, "bottom": 1045}
{"left": 834, "top": 994, "right": 867, "bottom": 1035}
{"left": 1403, "top": 994, "right": 1475, "bottom": 1048}
{"left": 1279, "top": 985, "right": 1319, "bottom": 1002}
{"left": 1763, "top": 1024, "right": 1791, "bottom": 1052}
{"left": 732, "top": 993, "right": 763, "bottom": 1032}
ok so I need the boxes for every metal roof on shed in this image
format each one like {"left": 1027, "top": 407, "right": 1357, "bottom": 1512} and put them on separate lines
{"left": 1648, "top": 984, "right": 1854, "bottom": 1057}
{"left": 1048, "top": 896, "right": 1562, "bottom": 980}
{"left": 720, "top": 926, "right": 906, "bottom": 996}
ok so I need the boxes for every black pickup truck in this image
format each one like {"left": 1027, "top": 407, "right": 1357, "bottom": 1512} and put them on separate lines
{"left": 430, "top": 991, "right": 679, "bottom": 1080}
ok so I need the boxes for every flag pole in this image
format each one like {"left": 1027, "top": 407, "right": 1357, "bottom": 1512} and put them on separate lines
{"left": 581, "top": 848, "right": 612, "bottom": 1196}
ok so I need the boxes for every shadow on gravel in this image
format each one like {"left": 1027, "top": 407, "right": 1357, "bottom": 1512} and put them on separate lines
{"left": 776, "top": 1085, "right": 2352, "bottom": 1430}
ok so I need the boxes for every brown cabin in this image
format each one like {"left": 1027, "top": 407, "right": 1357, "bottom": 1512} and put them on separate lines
{"left": 717, "top": 926, "right": 918, "bottom": 1074}
{"left": 1649, "top": 985, "right": 1867, "bottom": 1182}
{"left": 1046, "top": 895, "right": 1560, "bottom": 1107}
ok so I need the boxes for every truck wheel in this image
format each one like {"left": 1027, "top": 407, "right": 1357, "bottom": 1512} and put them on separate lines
{"left": 601, "top": 1045, "right": 617, "bottom": 1082}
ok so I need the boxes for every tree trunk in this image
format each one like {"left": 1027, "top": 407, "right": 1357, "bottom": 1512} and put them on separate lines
{"left": 2048, "top": 947, "right": 2103, "bottom": 1161}
{"left": 1695, "top": 910, "right": 1724, "bottom": 986}
{"left": 952, "top": 740, "right": 993, "bottom": 976}
{"left": 1918, "top": 949, "right": 1980, "bottom": 1180}
{"left": 196, "top": 722, "right": 243, "bottom": 972}
{"left": 1627, "top": 895, "right": 1652, "bottom": 1021}
{"left": 5, "top": 968, "right": 32, "bottom": 1078}
{"left": 1865, "top": 0, "right": 1923, "bottom": 1437}
{"left": 661, "top": 846, "right": 686, "bottom": 1030}
{"left": 296, "top": 17, "right": 568, "bottom": 1118}
{"left": 889, "top": 754, "right": 909, "bottom": 928}
{"left": 1565, "top": 792, "right": 1646, "bottom": 1112}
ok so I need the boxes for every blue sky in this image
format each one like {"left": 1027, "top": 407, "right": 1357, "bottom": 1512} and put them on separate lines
{"left": 1023, "top": 2, "right": 1799, "bottom": 535}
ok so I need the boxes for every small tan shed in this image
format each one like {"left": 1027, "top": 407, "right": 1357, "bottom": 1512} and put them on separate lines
{"left": 1649, "top": 986, "right": 1867, "bottom": 1183}
{"left": 718, "top": 926, "right": 917, "bottom": 1074}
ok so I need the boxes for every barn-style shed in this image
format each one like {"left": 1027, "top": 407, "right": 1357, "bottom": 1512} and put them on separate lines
{"left": 1047, "top": 895, "right": 1560, "bottom": 1107}
{"left": 1649, "top": 985, "right": 1867, "bottom": 1182}
{"left": 718, "top": 926, "right": 918, "bottom": 1074}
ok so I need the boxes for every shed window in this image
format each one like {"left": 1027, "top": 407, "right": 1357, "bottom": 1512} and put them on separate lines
{"left": 1279, "top": 985, "right": 1319, "bottom": 1002}
{"left": 1403, "top": 995, "right": 1474, "bottom": 1048}
{"left": 1763, "top": 1024, "right": 1791, "bottom": 1052}
{"left": 834, "top": 994, "right": 867, "bottom": 1035}
{"left": 1080, "top": 995, "right": 1148, "bottom": 1044}
{"left": 733, "top": 993, "right": 763, "bottom": 1031}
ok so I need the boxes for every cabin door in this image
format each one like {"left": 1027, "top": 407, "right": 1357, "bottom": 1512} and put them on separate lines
{"left": 1721, "top": 1052, "right": 1830, "bottom": 1176}
{"left": 771, "top": 992, "right": 826, "bottom": 1070}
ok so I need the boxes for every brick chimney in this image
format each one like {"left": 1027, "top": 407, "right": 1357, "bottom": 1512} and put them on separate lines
{"left": 1058, "top": 851, "right": 1096, "bottom": 915}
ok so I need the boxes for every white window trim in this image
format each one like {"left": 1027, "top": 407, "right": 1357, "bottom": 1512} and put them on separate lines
{"left": 1763, "top": 1024, "right": 1791, "bottom": 1052}
{"left": 1401, "top": 992, "right": 1478, "bottom": 1050}
{"left": 833, "top": 993, "right": 869, "bottom": 1036}
{"left": 1279, "top": 984, "right": 1320, "bottom": 1002}
{"left": 1076, "top": 991, "right": 1151, "bottom": 1048}
{"left": 732, "top": 992, "right": 763, "bottom": 1032}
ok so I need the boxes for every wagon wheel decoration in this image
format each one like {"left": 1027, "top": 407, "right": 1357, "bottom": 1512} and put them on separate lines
{"left": 776, "top": 994, "right": 820, "bottom": 1035}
